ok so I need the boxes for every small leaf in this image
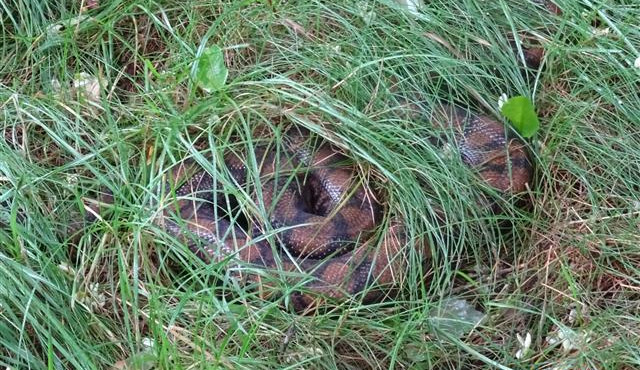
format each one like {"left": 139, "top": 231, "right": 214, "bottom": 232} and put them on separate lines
{"left": 500, "top": 95, "right": 540, "bottom": 138}
{"left": 192, "top": 45, "right": 228, "bottom": 92}
{"left": 111, "top": 351, "right": 157, "bottom": 370}
{"left": 395, "top": 0, "right": 424, "bottom": 16}
{"left": 428, "top": 298, "right": 485, "bottom": 337}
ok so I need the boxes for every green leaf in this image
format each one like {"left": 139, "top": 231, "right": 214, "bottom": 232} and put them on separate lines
{"left": 500, "top": 95, "right": 540, "bottom": 138}
{"left": 428, "top": 298, "right": 485, "bottom": 337}
{"left": 192, "top": 45, "right": 228, "bottom": 92}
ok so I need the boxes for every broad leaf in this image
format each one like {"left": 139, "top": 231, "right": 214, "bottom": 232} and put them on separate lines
{"left": 428, "top": 298, "right": 485, "bottom": 337}
{"left": 500, "top": 95, "right": 540, "bottom": 138}
{"left": 193, "top": 45, "right": 228, "bottom": 92}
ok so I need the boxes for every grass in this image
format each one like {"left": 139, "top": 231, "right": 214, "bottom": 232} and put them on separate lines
{"left": 1, "top": 0, "right": 640, "bottom": 368}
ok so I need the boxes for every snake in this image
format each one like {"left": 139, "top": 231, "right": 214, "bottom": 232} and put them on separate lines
{"left": 154, "top": 103, "right": 533, "bottom": 312}
{"left": 83, "top": 0, "right": 560, "bottom": 313}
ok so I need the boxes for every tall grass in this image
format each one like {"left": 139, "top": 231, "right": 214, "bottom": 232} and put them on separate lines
{"left": 1, "top": 0, "right": 639, "bottom": 368}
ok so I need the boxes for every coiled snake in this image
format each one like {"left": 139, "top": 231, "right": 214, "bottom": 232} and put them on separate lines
{"left": 155, "top": 104, "right": 533, "bottom": 311}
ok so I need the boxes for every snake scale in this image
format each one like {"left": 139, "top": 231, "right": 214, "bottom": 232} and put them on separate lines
{"left": 155, "top": 103, "right": 533, "bottom": 311}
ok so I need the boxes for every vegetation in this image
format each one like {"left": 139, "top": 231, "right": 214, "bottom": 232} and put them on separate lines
{"left": 1, "top": 0, "right": 639, "bottom": 368}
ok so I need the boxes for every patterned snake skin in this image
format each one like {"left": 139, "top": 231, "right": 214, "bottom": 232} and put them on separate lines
{"left": 156, "top": 104, "right": 533, "bottom": 311}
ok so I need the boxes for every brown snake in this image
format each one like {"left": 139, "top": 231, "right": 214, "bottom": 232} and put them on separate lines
{"left": 156, "top": 103, "right": 533, "bottom": 311}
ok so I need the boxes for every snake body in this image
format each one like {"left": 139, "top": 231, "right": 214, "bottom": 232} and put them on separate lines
{"left": 158, "top": 104, "right": 532, "bottom": 311}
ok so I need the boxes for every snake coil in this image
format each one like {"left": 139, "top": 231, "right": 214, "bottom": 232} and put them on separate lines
{"left": 157, "top": 104, "right": 533, "bottom": 311}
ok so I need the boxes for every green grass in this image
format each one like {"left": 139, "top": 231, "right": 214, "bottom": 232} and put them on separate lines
{"left": 2, "top": 0, "right": 640, "bottom": 368}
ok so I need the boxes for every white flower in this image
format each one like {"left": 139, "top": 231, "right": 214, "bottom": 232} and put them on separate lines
{"left": 66, "top": 174, "right": 79, "bottom": 185}
{"left": 75, "top": 282, "right": 106, "bottom": 312}
{"left": 546, "top": 326, "right": 592, "bottom": 353}
{"left": 498, "top": 93, "right": 508, "bottom": 110}
{"left": 58, "top": 262, "right": 75, "bottom": 275}
{"left": 515, "top": 332, "right": 532, "bottom": 359}
{"left": 284, "top": 347, "right": 324, "bottom": 364}
{"left": 591, "top": 27, "right": 610, "bottom": 36}
{"left": 634, "top": 56, "right": 640, "bottom": 69}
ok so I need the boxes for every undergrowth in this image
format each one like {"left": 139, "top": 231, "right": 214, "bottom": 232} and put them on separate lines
{"left": 1, "top": 0, "right": 639, "bottom": 369}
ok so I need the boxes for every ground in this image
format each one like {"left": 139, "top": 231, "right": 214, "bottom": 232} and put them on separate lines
{"left": 1, "top": 1, "right": 639, "bottom": 369}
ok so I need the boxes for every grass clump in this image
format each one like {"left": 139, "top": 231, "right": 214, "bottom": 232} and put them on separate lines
{"left": 2, "top": 0, "right": 640, "bottom": 368}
